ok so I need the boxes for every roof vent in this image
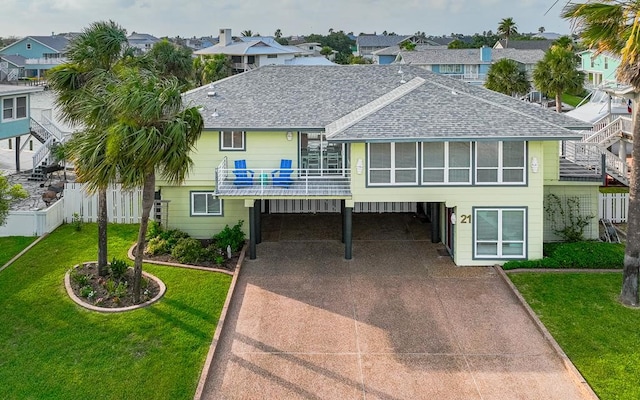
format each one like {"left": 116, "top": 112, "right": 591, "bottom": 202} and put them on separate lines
{"left": 212, "top": 109, "right": 219, "bottom": 117}
{"left": 207, "top": 91, "right": 217, "bottom": 97}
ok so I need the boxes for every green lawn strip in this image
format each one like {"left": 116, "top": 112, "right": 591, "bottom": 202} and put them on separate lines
{"left": 510, "top": 273, "right": 640, "bottom": 400}
{"left": 0, "top": 223, "right": 232, "bottom": 400}
{"left": 600, "top": 186, "right": 629, "bottom": 194}
{"left": 0, "top": 236, "right": 38, "bottom": 266}
{"left": 562, "top": 93, "right": 586, "bottom": 108}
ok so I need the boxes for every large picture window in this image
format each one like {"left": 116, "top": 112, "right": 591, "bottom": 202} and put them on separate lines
{"left": 191, "top": 192, "right": 222, "bottom": 216}
{"left": 422, "top": 142, "right": 472, "bottom": 184}
{"left": 220, "top": 131, "right": 245, "bottom": 151}
{"left": 2, "top": 96, "right": 27, "bottom": 121}
{"left": 440, "top": 64, "right": 463, "bottom": 74}
{"left": 368, "top": 143, "right": 418, "bottom": 185}
{"left": 474, "top": 208, "right": 526, "bottom": 259}
{"left": 475, "top": 141, "right": 525, "bottom": 184}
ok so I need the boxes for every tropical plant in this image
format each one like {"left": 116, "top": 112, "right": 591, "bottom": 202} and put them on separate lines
{"left": 485, "top": 59, "right": 530, "bottom": 96}
{"left": 47, "top": 20, "right": 134, "bottom": 276}
{"left": 563, "top": 1, "right": 640, "bottom": 306}
{"left": 104, "top": 67, "right": 203, "bottom": 302}
{"left": 532, "top": 45, "right": 585, "bottom": 113}
{"left": 497, "top": 17, "right": 518, "bottom": 47}
{"left": 0, "top": 174, "right": 28, "bottom": 226}
{"left": 274, "top": 28, "right": 282, "bottom": 39}
{"left": 146, "top": 39, "right": 193, "bottom": 89}
{"left": 241, "top": 30, "right": 253, "bottom": 37}
{"left": 193, "top": 54, "right": 232, "bottom": 86}
{"left": 399, "top": 41, "right": 416, "bottom": 51}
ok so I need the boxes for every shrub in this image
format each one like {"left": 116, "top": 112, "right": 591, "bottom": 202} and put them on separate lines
{"left": 70, "top": 269, "right": 90, "bottom": 286}
{"left": 104, "top": 279, "right": 117, "bottom": 295}
{"left": 146, "top": 220, "right": 163, "bottom": 240}
{"left": 146, "top": 237, "right": 171, "bottom": 255}
{"left": 502, "top": 241, "right": 624, "bottom": 270}
{"left": 214, "top": 220, "right": 246, "bottom": 253}
{"left": 110, "top": 257, "right": 129, "bottom": 281}
{"left": 203, "top": 244, "right": 226, "bottom": 265}
{"left": 71, "top": 213, "right": 83, "bottom": 232}
{"left": 171, "top": 237, "right": 205, "bottom": 264}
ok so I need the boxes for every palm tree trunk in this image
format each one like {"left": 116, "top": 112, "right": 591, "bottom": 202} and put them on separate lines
{"left": 620, "top": 100, "right": 640, "bottom": 306}
{"left": 133, "top": 171, "right": 155, "bottom": 303}
{"left": 555, "top": 92, "right": 562, "bottom": 113}
{"left": 97, "top": 188, "right": 108, "bottom": 276}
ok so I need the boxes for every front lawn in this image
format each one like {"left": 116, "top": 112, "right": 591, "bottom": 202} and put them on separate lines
{"left": 510, "top": 273, "right": 640, "bottom": 399}
{"left": 0, "top": 223, "right": 232, "bottom": 400}
{"left": 0, "top": 236, "right": 37, "bottom": 266}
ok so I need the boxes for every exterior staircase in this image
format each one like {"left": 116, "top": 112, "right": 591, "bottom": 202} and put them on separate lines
{"left": 28, "top": 111, "right": 70, "bottom": 181}
{"left": 564, "top": 116, "right": 632, "bottom": 186}
{"left": 0, "top": 61, "right": 19, "bottom": 82}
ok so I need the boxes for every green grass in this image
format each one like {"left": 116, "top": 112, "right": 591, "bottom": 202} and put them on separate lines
{"left": 510, "top": 273, "right": 640, "bottom": 399}
{"left": 600, "top": 186, "right": 629, "bottom": 194}
{"left": 0, "top": 236, "right": 37, "bottom": 266}
{"left": 562, "top": 93, "right": 587, "bottom": 108}
{"left": 0, "top": 223, "right": 232, "bottom": 400}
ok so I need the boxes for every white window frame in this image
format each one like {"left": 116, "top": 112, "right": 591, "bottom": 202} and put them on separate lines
{"left": 475, "top": 141, "right": 526, "bottom": 185}
{"left": 2, "top": 96, "right": 27, "bottom": 122}
{"left": 440, "top": 64, "right": 463, "bottom": 74}
{"left": 191, "top": 192, "right": 223, "bottom": 216}
{"left": 421, "top": 142, "right": 472, "bottom": 185}
{"left": 220, "top": 130, "right": 245, "bottom": 151}
{"left": 474, "top": 208, "right": 526, "bottom": 259}
{"left": 367, "top": 142, "right": 419, "bottom": 186}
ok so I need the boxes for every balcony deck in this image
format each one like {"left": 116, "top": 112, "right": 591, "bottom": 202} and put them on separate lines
{"left": 215, "top": 164, "right": 352, "bottom": 198}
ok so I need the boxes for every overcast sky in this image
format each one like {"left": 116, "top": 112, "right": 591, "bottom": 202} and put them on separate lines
{"left": 0, "top": 0, "right": 573, "bottom": 39}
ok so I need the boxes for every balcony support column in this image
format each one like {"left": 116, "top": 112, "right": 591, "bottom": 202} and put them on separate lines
{"left": 256, "top": 200, "right": 262, "bottom": 244}
{"left": 341, "top": 200, "right": 346, "bottom": 244}
{"left": 247, "top": 199, "right": 257, "bottom": 260}
{"left": 344, "top": 200, "right": 354, "bottom": 260}
{"left": 15, "top": 136, "right": 20, "bottom": 172}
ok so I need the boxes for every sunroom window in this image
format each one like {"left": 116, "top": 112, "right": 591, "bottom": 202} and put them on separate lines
{"left": 475, "top": 141, "right": 525, "bottom": 184}
{"left": 368, "top": 143, "right": 418, "bottom": 185}
{"left": 422, "top": 142, "right": 471, "bottom": 184}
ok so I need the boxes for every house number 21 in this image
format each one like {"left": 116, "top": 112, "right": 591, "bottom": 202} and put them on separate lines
{"left": 460, "top": 215, "right": 471, "bottom": 223}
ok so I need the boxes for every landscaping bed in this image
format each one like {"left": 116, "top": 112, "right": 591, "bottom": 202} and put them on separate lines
{"left": 503, "top": 241, "right": 624, "bottom": 270}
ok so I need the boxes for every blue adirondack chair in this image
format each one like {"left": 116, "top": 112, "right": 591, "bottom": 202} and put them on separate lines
{"left": 233, "top": 160, "right": 254, "bottom": 186}
{"left": 271, "top": 159, "right": 294, "bottom": 187}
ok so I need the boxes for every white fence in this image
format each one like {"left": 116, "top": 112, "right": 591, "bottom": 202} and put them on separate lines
{"left": 599, "top": 193, "right": 629, "bottom": 223}
{"left": 1, "top": 184, "right": 144, "bottom": 237}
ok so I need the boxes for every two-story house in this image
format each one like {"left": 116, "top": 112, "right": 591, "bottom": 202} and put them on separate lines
{"left": 155, "top": 65, "right": 599, "bottom": 267}
{"left": 0, "top": 85, "right": 43, "bottom": 171}
{"left": 194, "top": 29, "right": 302, "bottom": 73}
{"left": 127, "top": 32, "right": 161, "bottom": 54}
{"left": 0, "top": 35, "right": 71, "bottom": 80}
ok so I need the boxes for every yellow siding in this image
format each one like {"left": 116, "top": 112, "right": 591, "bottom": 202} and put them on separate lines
{"left": 161, "top": 186, "right": 249, "bottom": 238}
{"left": 542, "top": 141, "right": 559, "bottom": 181}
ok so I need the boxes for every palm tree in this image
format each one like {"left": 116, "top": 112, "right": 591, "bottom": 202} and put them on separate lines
{"left": 497, "top": 17, "right": 518, "bottom": 47}
{"left": 241, "top": 30, "right": 253, "bottom": 37}
{"left": 105, "top": 68, "right": 203, "bottom": 302}
{"left": 532, "top": 45, "right": 584, "bottom": 113}
{"left": 485, "top": 59, "right": 530, "bottom": 97}
{"left": 147, "top": 39, "right": 193, "bottom": 89}
{"left": 193, "top": 54, "right": 232, "bottom": 86}
{"left": 47, "top": 20, "right": 133, "bottom": 276}
{"left": 563, "top": 1, "right": 640, "bottom": 306}
{"left": 274, "top": 28, "right": 282, "bottom": 39}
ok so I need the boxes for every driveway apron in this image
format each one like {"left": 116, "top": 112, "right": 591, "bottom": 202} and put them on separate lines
{"left": 201, "top": 214, "right": 590, "bottom": 400}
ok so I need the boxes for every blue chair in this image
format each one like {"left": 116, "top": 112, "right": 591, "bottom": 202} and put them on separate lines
{"left": 271, "top": 159, "right": 294, "bottom": 187}
{"left": 233, "top": 160, "right": 254, "bottom": 186}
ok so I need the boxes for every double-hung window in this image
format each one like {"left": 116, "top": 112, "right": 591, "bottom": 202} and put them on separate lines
{"left": 422, "top": 142, "right": 472, "bottom": 184}
{"left": 368, "top": 143, "right": 418, "bottom": 185}
{"left": 474, "top": 208, "right": 526, "bottom": 259}
{"left": 475, "top": 141, "right": 525, "bottom": 184}
{"left": 220, "top": 130, "right": 245, "bottom": 151}
{"left": 191, "top": 192, "right": 222, "bottom": 216}
{"left": 2, "top": 96, "right": 27, "bottom": 121}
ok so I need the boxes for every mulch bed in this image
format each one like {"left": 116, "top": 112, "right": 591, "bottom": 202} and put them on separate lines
{"left": 69, "top": 262, "right": 161, "bottom": 308}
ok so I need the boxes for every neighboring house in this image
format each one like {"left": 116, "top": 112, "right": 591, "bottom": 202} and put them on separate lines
{"left": 127, "top": 32, "right": 160, "bottom": 53}
{"left": 356, "top": 34, "right": 436, "bottom": 59}
{"left": 394, "top": 46, "right": 545, "bottom": 84}
{"left": 184, "top": 37, "right": 217, "bottom": 51}
{"left": 194, "top": 29, "right": 302, "bottom": 73}
{"left": 493, "top": 39, "right": 555, "bottom": 51}
{"left": 577, "top": 49, "right": 620, "bottom": 89}
{"left": 158, "top": 65, "right": 600, "bottom": 267}
{"left": 372, "top": 44, "right": 447, "bottom": 65}
{"left": 0, "top": 54, "right": 26, "bottom": 82}
{"left": 284, "top": 57, "right": 336, "bottom": 66}
{"left": 0, "top": 35, "right": 71, "bottom": 79}
{"left": 294, "top": 42, "right": 337, "bottom": 61}
{"left": 0, "top": 85, "right": 43, "bottom": 170}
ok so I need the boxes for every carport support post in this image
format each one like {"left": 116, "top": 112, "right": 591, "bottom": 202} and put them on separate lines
{"left": 255, "top": 200, "right": 262, "bottom": 244}
{"left": 247, "top": 199, "right": 257, "bottom": 260}
{"left": 15, "top": 136, "right": 20, "bottom": 172}
{"left": 344, "top": 201, "right": 353, "bottom": 260}
{"left": 341, "top": 200, "right": 346, "bottom": 244}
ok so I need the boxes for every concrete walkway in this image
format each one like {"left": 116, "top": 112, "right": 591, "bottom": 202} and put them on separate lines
{"left": 200, "top": 215, "right": 592, "bottom": 399}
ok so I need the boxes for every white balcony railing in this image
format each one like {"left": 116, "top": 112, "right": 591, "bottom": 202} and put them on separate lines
{"left": 24, "top": 58, "right": 67, "bottom": 65}
{"left": 215, "top": 157, "right": 351, "bottom": 197}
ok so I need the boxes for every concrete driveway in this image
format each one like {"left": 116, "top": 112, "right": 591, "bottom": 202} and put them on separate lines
{"left": 201, "top": 215, "right": 592, "bottom": 399}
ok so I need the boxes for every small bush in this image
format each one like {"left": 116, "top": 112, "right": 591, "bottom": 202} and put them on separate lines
{"left": 146, "top": 220, "right": 163, "bottom": 240}
{"left": 213, "top": 220, "right": 246, "bottom": 253}
{"left": 104, "top": 279, "right": 117, "bottom": 295}
{"left": 110, "top": 257, "right": 129, "bottom": 281}
{"left": 171, "top": 237, "right": 205, "bottom": 264}
{"left": 71, "top": 213, "right": 83, "bottom": 232}
{"left": 79, "top": 285, "right": 93, "bottom": 298}
{"left": 502, "top": 241, "right": 624, "bottom": 270}
{"left": 146, "top": 237, "right": 171, "bottom": 255}
{"left": 203, "top": 244, "right": 226, "bottom": 265}
{"left": 70, "top": 269, "right": 90, "bottom": 286}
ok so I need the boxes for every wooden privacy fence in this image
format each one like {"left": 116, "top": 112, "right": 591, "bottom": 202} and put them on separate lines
{"left": 599, "top": 193, "right": 629, "bottom": 223}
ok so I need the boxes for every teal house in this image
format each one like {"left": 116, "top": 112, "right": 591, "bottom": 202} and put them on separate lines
{"left": 0, "top": 35, "right": 70, "bottom": 80}
{"left": 0, "top": 85, "right": 43, "bottom": 170}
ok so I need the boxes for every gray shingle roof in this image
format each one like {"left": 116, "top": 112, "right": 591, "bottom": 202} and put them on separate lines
{"left": 183, "top": 65, "right": 590, "bottom": 142}
{"left": 356, "top": 35, "right": 411, "bottom": 47}
{"left": 495, "top": 39, "right": 555, "bottom": 51}
{"left": 372, "top": 44, "right": 447, "bottom": 56}
{"left": 398, "top": 48, "right": 544, "bottom": 66}
{"left": 29, "top": 35, "right": 70, "bottom": 52}
{"left": 0, "top": 54, "right": 26, "bottom": 67}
